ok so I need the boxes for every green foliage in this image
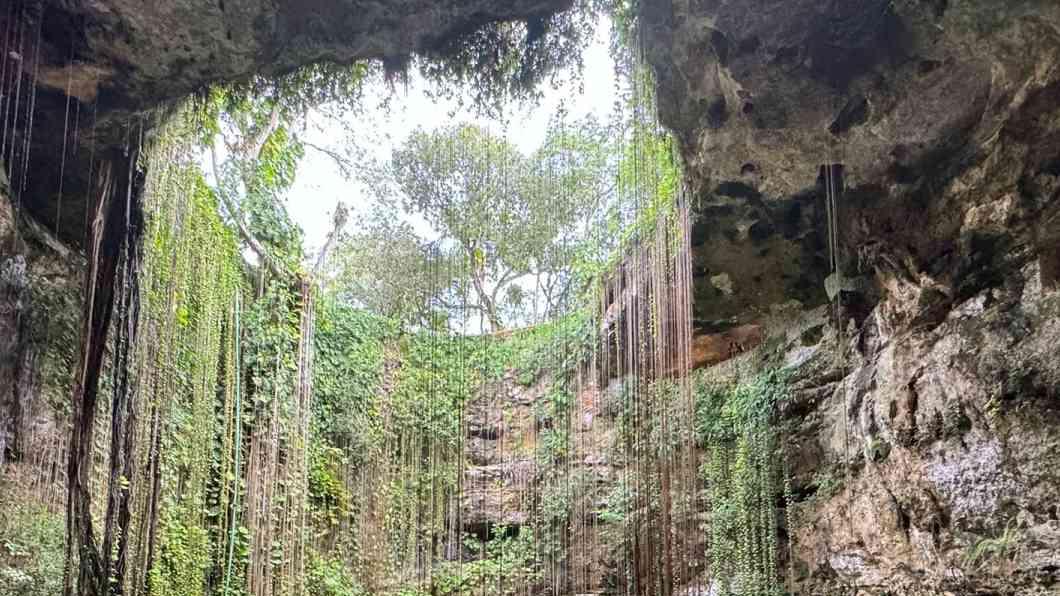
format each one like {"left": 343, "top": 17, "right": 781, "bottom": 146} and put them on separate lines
{"left": 390, "top": 123, "right": 531, "bottom": 329}
{"left": 511, "top": 310, "right": 595, "bottom": 382}
{"left": 808, "top": 468, "right": 842, "bottom": 501}
{"left": 696, "top": 369, "right": 791, "bottom": 596}
{"left": 138, "top": 106, "right": 246, "bottom": 596}
{"left": 428, "top": 527, "right": 541, "bottom": 596}
{"left": 0, "top": 501, "right": 63, "bottom": 596}
{"left": 607, "top": 0, "right": 640, "bottom": 55}
{"left": 598, "top": 483, "right": 630, "bottom": 525}
{"left": 371, "top": 119, "right": 612, "bottom": 330}
{"left": 200, "top": 87, "right": 310, "bottom": 273}
{"left": 538, "top": 425, "right": 571, "bottom": 463}
{"left": 330, "top": 214, "right": 445, "bottom": 327}
{"left": 223, "top": 61, "right": 371, "bottom": 118}
{"left": 417, "top": 0, "right": 609, "bottom": 114}
{"left": 244, "top": 282, "right": 300, "bottom": 405}
{"left": 312, "top": 296, "right": 395, "bottom": 447}
{"left": 309, "top": 443, "right": 353, "bottom": 528}
{"left": 306, "top": 553, "right": 368, "bottom": 596}
{"left": 26, "top": 272, "right": 80, "bottom": 417}
{"left": 615, "top": 126, "right": 681, "bottom": 236}
{"left": 696, "top": 369, "right": 790, "bottom": 446}
{"left": 565, "top": 58, "right": 687, "bottom": 311}
{"left": 963, "top": 523, "right": 1021, "bottom": 572}
{"left": 865, "top": 436, "right": 892, "bottom": 463}
{"left": 149, "top": 509, "right": 213, "bottom": 596}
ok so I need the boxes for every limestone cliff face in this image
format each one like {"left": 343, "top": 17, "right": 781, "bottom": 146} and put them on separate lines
{"left": 4, "top": 0, "right": 1059, "bottom": 592}
{"left": 780, "top": 262, "right": 1059, "bottom": 594}
{"left": 459, "top": 371, "right": 624, "bottom": 593}
{"left": 639, "top": 0, "right": 1060, "bottom": 593}
{"left": 0, "top": 169, "right": 81, "bottom": 467}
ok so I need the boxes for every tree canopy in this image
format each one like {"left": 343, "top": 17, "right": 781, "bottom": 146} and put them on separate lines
{"left": 331, "top": 117, "right": 615, "bottom": 331}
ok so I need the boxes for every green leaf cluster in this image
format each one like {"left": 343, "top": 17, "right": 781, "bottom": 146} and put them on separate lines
{"left": 0, "top": 497, "right": 64, "bottom": 596}
{"left": 428, "top": 527, "right": 541, "bottom": 596}
{"left": 696, "top": 370, "right": 791, "bottom": 596}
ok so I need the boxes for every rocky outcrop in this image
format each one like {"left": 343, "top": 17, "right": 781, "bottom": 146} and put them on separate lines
{"left": 0, "top": 176, "right": 30, "bottom": 463}
{"left": 0, "top": 167, "right": 81, "bottom": 466}
{"left": 690, "top": 323, "right": 765, "bottom": 369}
{"left": 639, "top": 0, "right": 1060, "bottom": 592}
{"left": 5, "top": 0, "right": 576, "bottom": 245}
{"left": 28, "top": 0, "right": 573, "bottom": 111}
{"left": 460, "top": 371, "right": 622, "bottom": 592}
{"left": 644, "top": 0, "right": 1060, "bottom": 327}
{"left": 778, "top": 260, "right": 1060, "bottom": 594}
{"left": 461, "top": 374, "right": 541, "bottom": 535}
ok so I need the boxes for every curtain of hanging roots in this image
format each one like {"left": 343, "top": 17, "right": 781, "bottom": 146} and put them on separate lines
{"left": 4, "top": 11, "right": 714, "bottom": 594}
{"left": 591, "top": 45, "right": 696, "bottom": 596}
{"left": 133, "top": 111, "right": 243, "bottom": 596}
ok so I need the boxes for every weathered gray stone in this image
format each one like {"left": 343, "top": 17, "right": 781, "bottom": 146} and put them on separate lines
{"left": 638, "top": 0, "right": 1060, "bottom": 592}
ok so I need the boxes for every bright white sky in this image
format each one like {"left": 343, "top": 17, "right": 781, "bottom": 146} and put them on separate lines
{"left": 288, "top": 18, "right": 618, "bottom": 259}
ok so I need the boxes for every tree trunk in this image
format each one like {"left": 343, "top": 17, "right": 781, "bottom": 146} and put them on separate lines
{"left": 469, "top": 267, "right": 502, "bottom": 332}
{"left": 100, "top": 144, "right": 145, "bottom": 596}
{"left": 63, "top": 149, "right": 145, "bottom": 596}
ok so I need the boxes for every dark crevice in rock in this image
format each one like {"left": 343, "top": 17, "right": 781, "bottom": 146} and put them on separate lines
{"left": 953, "top": 232, "right": 1010, "bottom": 302}
{"left": 737, "top": 35, "right": 760, "bottom": 55}
{"left": 1042, "top": 245, "right": 1060, "bottom": 290}
{"left": 709, "top": 29, "right": 730, "bottom": 65}
{"left": 815, "top": 163, "right": 845, "bottom": 194}
{"left": 923, "top": 0, "right": 949, "bottom": 19}
{"left": 468, "top": 425, "right": 501, "bottom": 441}
{"left": 805, "top": 1, "right": 907, "bottom": 90}
{"left": 828, "top": 94, "right": 869, "bottom": 136}
{"left": 900, "top": 375, "right": 920, "bottom": 447}
{"left": 748, "top": 91, "right": 789, "bottom": 129}
{"left": 917, "top": 58, "right": 942, "bottom": 75}
{"left": 714, "top": 181, "right": 761, "bottom": 201}
{"left": 772, "top": 45, "right": 800, "bottom": 67}
{"left": 465, "top": 520, "right": 520, "bottom": 543}
{"left": 704, "top": 95, "right": 728, "bottom": 129}
{"left": 748, "top": 219, "right": 774, "bottom": 242}
{"left": 800, "top": 324, "right": 824, "bottom": 346}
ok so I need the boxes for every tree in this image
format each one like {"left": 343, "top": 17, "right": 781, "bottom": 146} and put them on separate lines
{"left": 522, "top": 114, "right": 615, "bottom": 315}
{"left": 387, "top": 119, "right": 612, "bottom": 331}
{"left": 329, "top": 212, "right": 452, "bottom": 327}
{"left": 205, "top": 89, "right": 308, "bottom": 275}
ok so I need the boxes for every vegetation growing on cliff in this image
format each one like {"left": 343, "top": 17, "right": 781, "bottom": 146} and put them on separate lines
{"left": 696, "top": 369, "right": 791, "bottom": 596}
{"left": 0, "top": 2, "right": 800, "bottom": 596}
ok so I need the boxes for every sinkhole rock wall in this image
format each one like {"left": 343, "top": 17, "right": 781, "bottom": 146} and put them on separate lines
{"left": 2, "top": 0, "right": 1059, "bottom": 593}
{"left": 0, "top": 168, "right": 81, "bottom": 468}
{"left": 7, "top": 0, "right": 574, "bottom": 246}
{"left": 639, "top": 0, "right": 1060, "bottom": 592}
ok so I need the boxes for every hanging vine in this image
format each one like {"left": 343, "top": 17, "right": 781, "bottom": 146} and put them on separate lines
{"left": 696, "top": 369, "right": 791, "bottom": 596}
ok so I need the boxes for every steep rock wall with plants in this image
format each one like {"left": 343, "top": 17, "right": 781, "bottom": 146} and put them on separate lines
{"left": 638, "top": 0, "right": 1060, "bottom": 593}
{"left": 0, "top": 167, "right": 81, "bottom": 470}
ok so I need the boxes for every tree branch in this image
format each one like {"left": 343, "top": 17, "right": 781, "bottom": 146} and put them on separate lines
{"left": 210, "top": 139, "right": 289, "bottom": 280}
{"left": 488, "top": 265, "right": 522, "bottom": 306}
{"left": 248, "top": 103, "right": 282, "bottom": 162}
{"left": 303, "top": 140, "right": 354, "bottom": 179}
{"left": 313, "top": 204, "right": 348, "bottom": 275}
